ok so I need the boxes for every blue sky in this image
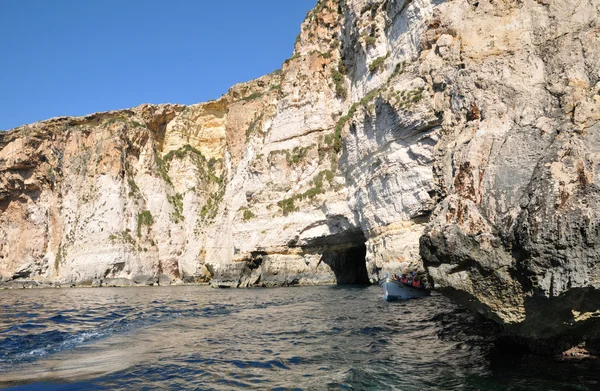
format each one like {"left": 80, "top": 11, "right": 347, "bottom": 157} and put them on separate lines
{"left": 0, "top": 0, "right": 316, "bottom": 130}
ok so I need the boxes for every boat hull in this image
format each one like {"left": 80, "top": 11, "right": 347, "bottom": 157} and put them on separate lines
{"left": 379, "top": 278, "right": 431, "bottom": 301}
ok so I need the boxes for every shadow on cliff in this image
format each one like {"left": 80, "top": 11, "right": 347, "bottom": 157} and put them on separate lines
{"left": 429, "top": 283, "right": 600, "bottom": 357}
{"left": 515, "top": 287, "right": 600, "bottom": 356}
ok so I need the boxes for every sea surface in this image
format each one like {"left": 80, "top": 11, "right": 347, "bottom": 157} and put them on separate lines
{"left": 1, "top": 285, "right": 599, "bottom": 390}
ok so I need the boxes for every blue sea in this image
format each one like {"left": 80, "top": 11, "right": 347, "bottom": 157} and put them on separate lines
{"left": 1, "top": 285, "right": 599, "bottom": 390}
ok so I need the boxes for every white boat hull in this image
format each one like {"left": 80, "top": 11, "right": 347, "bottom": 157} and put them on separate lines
{"left": 379, "top": 278, "right": 431, "bottom": 301}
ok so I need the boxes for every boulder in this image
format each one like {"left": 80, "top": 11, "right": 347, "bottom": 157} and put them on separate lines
{"left": 157, "top": 274, "right": 171, "bottom": 286}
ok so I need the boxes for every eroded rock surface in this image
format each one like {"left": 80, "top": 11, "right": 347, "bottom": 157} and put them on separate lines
{"left": 0, "top": 0, "right": 442, "bottom": 288}
{"left": 419, "top": 0, "right": 600, "bottom": 352}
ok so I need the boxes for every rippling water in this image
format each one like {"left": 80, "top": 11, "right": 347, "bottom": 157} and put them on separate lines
{"left": 1, "top": 285, "right": 599, "bottom": 390}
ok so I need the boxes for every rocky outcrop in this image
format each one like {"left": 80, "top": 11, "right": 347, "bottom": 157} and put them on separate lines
{"left": 1, "top": 0, "right": 599, "bottom": 351}
{"left": 418, "top": 0, "right": 600, "bottom": 352}
{"left": 0, "top": 103, "right": 221, "bottom": 283}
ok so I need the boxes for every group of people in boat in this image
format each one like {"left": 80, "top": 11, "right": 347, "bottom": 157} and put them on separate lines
{"left": 390, "top": 272, "right": 427, "bottom": 289}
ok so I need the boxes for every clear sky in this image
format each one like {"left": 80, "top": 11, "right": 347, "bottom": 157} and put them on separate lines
{"left": 0, "top": 0, "right": 316, "bottom": 130}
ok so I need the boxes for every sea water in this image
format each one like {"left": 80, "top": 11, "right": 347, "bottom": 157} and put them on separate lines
{"left": 1, "top": 285, "right": 599, "bottom": 390}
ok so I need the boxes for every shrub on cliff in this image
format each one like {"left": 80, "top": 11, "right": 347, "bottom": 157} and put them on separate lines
{"left": 137, "top": 211, "right": 154, "bottom": 237}
{"left": 369, "top": 54, "right": 388, "bottom": 73}
{"left": 331, "top": 68, "right": 347, "bottom": 99}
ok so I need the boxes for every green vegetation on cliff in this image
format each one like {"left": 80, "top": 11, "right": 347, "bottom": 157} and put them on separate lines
{"left": 368, "top": 53, "right": 389, "bottom": 73}
{"left": 331, "top": 59, "right": 348, "bottom": 99}
{"left": 164, "top": 144, "right": 223, "bottom": 185}
{"left": 277, "top": 170, "right": 336, "bottom": 216}
{"left": 137, "top": 210, "right": 154, "bottom": 237}
{"left": 168, "top": 193, "right": 184, "bottom": 223}
{"left": 109, "top": 229, "right": 136, "bottom": 244}
{"left": 241, "top": 92, "right": 264, "bottom": 102}
{"left": 325, "top": 88, "right": 383, "bottom": 153}
{"left": 238, "top": 207, "right": 256, "bottom": 221}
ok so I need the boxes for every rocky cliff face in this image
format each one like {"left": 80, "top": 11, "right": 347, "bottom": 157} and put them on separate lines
{"left": 418, "top": 0, "right": 600, "bottom": 352}
{"left": 0, "top": 0, "right": 441, "bottom": 288}
{"left": 1, "top": 0, "right": 599, "bottom": 351}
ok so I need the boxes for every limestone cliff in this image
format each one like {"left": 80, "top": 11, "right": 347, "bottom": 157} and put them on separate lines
{"left": 1, "top": 0, "right": 599, "bottom": 351}
{"left": 418, "top": 0, "right": 600, "bottom": 353}
{"left": 1, "top": 0, "right": 441, "bottom": 288}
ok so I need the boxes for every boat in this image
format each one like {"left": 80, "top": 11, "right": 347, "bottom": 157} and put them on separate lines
{"left": 379, "top": 275, "right": 431, "bottom": 301}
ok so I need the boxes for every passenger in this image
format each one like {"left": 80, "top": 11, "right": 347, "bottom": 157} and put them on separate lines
{"left": 400, "top": 274, "right": 408, "bottom": 284}
{"left": 412, "top": 276, "right": 421, "bottom": 288}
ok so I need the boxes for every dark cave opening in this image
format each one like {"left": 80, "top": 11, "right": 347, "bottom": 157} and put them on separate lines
{"left": 322, "top": 244, "right": 369, "bottom": 285}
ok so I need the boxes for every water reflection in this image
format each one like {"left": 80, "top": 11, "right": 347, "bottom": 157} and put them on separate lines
{"left": 0, "top": 286, "right": 599, "bottom": 390}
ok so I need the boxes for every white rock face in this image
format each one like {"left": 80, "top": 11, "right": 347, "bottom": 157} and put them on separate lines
{"left": 206, "top": 0, "right": 445, "bottom": 285}
{"left": 0, "top": 0, "right": 442, "bottom": 286}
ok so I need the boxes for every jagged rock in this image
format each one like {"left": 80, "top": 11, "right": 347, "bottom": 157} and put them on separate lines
{"left": 419, "top": 0, "right": 600, "bottom": 353}
{"left": 239, "top": 270, "right": 261, "bottom": 288}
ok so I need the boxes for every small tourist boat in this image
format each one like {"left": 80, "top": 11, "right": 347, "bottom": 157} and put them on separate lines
{"left": 379, "top": 275, "right": 431, "bottom": 301}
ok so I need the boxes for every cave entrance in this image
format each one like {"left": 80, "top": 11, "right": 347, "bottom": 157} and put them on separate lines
{"left": 322, "top": 243, "right": 369, "bottom": 285}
